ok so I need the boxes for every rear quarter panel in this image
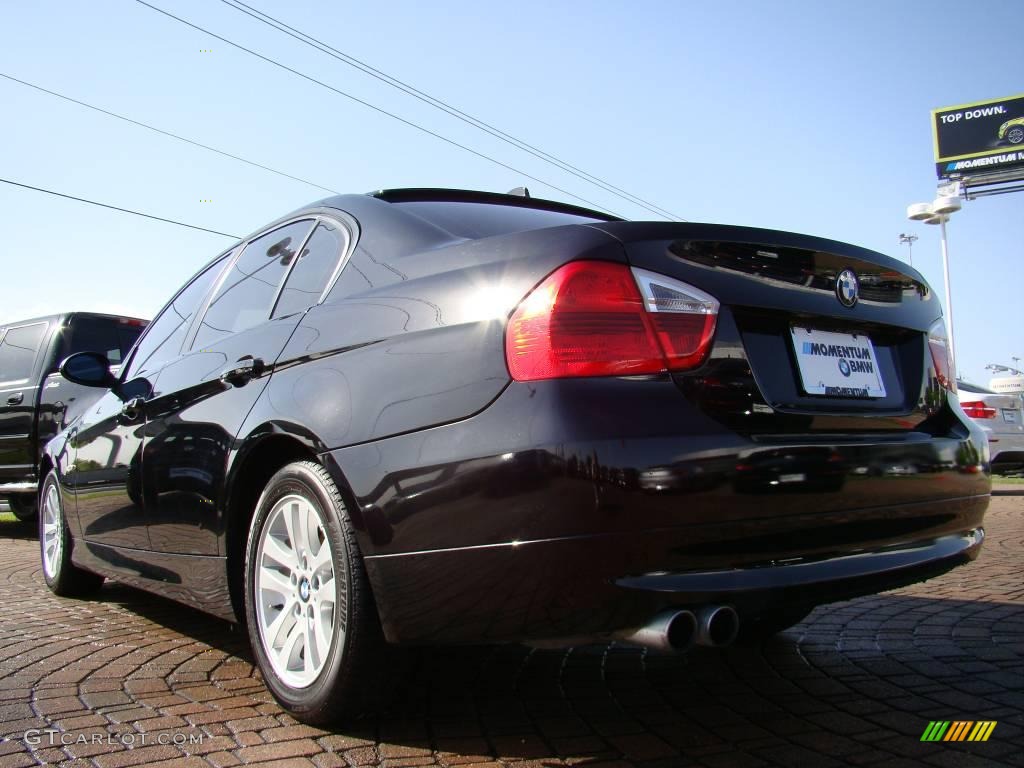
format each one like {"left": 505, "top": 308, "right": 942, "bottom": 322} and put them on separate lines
{"left": 257, "top": 222, "right": 626, "bottom": 450}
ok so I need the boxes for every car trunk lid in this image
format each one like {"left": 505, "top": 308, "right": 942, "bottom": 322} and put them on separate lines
{"left": 587, "top": 222, "right": 946, "bottom": 435}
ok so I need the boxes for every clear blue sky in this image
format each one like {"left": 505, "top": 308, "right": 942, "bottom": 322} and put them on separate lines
{"left": 1, "top": 0, "right": 1020, "bottom": 385}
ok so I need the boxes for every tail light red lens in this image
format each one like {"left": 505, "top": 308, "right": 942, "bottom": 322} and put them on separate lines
{"left": 505, "top": 261, "right": 719, "bottom": 381}
{"left": 962, "top": 401, "right": 997, "bottom": 419}
{"left": 927, "top": 319, "right": 955, "bottom": 393}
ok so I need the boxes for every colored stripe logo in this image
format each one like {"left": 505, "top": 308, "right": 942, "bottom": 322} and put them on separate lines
{"left": 921, "top": 721, "right": 997, "bottom": 742}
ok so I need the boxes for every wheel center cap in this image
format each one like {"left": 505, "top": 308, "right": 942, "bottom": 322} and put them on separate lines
{"left": 299, "top": 578, "right": 311, "bottom": 602}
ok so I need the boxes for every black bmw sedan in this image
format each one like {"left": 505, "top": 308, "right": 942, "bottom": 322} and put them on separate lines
{"left": 40, "top": 188, "right": 989, "bottom": 722}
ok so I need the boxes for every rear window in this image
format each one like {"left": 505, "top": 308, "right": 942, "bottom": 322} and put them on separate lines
{"left": 393, "top": 200, "right": 604, "bottom": 239}
{"left": 957, "top": 381, "right": 996, "bottom": 394}
{"left": 0, "top": 322, "right": 48, "bottom": 384}
{"left": 61, "top": 316, "right": 148, "bottom": 366}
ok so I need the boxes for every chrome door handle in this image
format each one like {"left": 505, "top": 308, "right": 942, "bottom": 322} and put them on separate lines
{"left": 220, "top": 357, "right": 263, "bottom": 387}
{"left": 6, "top": 392, "right": 23, "bottom": 405}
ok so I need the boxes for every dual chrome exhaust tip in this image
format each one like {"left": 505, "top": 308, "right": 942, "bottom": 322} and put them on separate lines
{"left": 618, "top": 605, "right": 739, "bottom": 652}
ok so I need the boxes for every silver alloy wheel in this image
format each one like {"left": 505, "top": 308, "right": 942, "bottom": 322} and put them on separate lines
{"left": 255, "top": 493, "right": 338, "bottom": 689}
{"left": 41, "top": 482, "right": 62, "bottom": 579}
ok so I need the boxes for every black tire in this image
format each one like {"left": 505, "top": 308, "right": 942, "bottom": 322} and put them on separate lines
{"left": 736, "top": 606, "right": 813, "bottom": 645}
{"left": 9, "top": 494, "right": 37, "bottom": 522}
{"left": 39, "top": 471, "right": 105, "bottom": 596}
{"left": 243, "top": 460, "right": 393, "bottom": 723}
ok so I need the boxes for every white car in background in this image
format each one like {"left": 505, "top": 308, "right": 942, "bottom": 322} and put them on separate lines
{"left": 959, "top": 380, "right": 1024, "bottom": 474}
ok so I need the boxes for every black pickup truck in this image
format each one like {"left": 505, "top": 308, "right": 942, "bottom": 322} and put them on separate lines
{"left": 0, "top": 312, "right": 148, "bottom": 520}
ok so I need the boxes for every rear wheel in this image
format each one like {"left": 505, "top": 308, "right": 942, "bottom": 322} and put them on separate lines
{"left": 9, "top": 494, "right": 37, "bottom": 522}
{"left": 39, "top": 471, "right": 104, "bottom": 596}
{"left": 244, "top": 460, "right": 392, "bottom": 723}
{"left": 736, "top": 606, "right": 813, "bottom": 645}
{"left": 1008, "top": 125, "right": 1024, "bottom": 144}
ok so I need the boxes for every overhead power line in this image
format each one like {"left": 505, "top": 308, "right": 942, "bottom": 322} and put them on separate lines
{"left": 218, "top": 0, "right": 683, "bottom": 222}
{"left": 0, "top": 72, "right": 340, "bottom": 196}
{"left": 133, "top": 0, "right": 627, "bottom": 218}
{"left": 0, "top": 177, "right": 239, "bottom": 238}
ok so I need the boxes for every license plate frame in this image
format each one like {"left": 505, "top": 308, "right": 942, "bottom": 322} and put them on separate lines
{"left": 790, "top": 326, "right": 887, "bottom": 398}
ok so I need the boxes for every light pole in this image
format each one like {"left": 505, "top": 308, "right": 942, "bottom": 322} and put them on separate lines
{"left": 898, "top": 233, "right": 918, "bottom": 266}
{"left": 907, "top": 195, "right": 962, "bottom": 377}
{"left": 987, "top": 363, "right": 1024, "bottom": 376}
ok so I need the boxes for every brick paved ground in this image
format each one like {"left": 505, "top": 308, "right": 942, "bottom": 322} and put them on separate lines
{"left": 0, "top": 491, "right": 1021, "bottom": 768}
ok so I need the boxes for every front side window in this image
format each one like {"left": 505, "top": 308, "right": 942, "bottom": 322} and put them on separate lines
{"left": 125, "top": 257, "right": 229, "bottom": 380}
{"left": 0, "top": 322, "right": 48, "bottom": 384}
{"left": 193, "top": 220, "right": 314, "bottom": 349}
{"left": 272, "top": 221, "right": 348, "bottom": 319}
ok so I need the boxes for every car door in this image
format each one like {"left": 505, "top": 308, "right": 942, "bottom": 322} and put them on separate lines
{"left": 71, "top": 259, "right": 228, "bottom": 550}
{"left": 0, "top": 320, "right": 50, "bottom": 488}
{"left": 144, "top": 217, "right": 333, "bottom": 555}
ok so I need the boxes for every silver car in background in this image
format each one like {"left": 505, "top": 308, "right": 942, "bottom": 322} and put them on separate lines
{"left": 959, "top": 380, "right": 1024, "bottom": 474}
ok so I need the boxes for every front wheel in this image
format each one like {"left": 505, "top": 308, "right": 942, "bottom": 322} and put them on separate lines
{"left": 244, "top": 460, "right": 392, "bottom": 723}
{"left": 39, "top": 471, "right": 104, "bottom": 596}
{"left": 1007, "top": 125, "right": 1024, "bottom": 145}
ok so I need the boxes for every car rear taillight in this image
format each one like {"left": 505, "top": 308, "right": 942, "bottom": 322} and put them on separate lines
{"left": 962, "top": 401, "right": 997, "bottom": 419}
{"left": 505, "top": 261, "right": 719, "bottom": 381}
{"left": 927, "top": 319, "right": 956, "bottom": 393}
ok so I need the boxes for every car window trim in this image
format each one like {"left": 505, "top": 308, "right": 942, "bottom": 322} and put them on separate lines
{"left": 315, "top": 211, "right": 360, "bottom": 307}
{"left": 269, "top": 212, "right": 357, "bottom": 319}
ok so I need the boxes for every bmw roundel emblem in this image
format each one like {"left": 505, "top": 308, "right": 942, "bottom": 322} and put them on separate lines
{"left": 836, "top": 269, "right": 859, "bottom": 307}
{"left": 838, "top": 359, "right": 851, "bottom": 377}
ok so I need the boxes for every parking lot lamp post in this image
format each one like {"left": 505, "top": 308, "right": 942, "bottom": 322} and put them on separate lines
{"left": 907, "top": 195, "right": 962, "bottom": 379}
{"left": 898, "top": 233, "right": 918, "bottom": 266}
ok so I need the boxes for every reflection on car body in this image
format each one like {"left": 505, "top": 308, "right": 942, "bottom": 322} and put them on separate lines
{"left": 38, "top": 188, "right": 989, "bottom": 723}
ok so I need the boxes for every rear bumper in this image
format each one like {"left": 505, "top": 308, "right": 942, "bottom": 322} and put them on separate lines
{"left": 359, "top": 496, "right": 985, "bottom": 645}
{"left": 979, "top": 426, "right": 1024, "bottom": 467}
{"left": 327, "top": 378, "right": 991, "bottom": 645}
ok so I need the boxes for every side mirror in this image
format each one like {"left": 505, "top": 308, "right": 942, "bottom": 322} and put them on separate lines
{"left": 60, "top": 352, "right": 116, "bottom": 388}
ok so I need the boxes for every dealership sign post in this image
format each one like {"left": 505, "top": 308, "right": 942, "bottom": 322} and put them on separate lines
{"left": 912, "top": 96, "right": 1023, "bottom": 386}
{"left": 932, "top": 94, "right": 1024, "bottom": 180}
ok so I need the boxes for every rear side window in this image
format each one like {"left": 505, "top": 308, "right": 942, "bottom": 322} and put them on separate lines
{"left": 193, "top": 220, "right": 314, "bottom": 349}
{"left": 62, "top": 317, "right": 148, "bottom": 365}
{"left": 393, "top": 200, "right": 604, "bottom": 239}
{"left": 126, "top": 257, "right": 228, "bottom": 380}
{"left": 0, "top": 322, "right": 48, "bottom": 384}
{"left": 272, "top": 221, "right": 348, "bottom": 319}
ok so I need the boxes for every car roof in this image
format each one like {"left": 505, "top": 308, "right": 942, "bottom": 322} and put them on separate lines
{"left": 0, "top": 311, "right": 149, "bottom": 330}
{"left": 190, "top": 187, "right": 625, "bottom": 283}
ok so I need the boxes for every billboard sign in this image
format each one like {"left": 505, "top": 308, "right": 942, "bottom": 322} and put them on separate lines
{"left": 932, "top": 94, "right": 1024, "bottom": 179}
{"left": 989, "top": 375, "right": 1024, "bottom": 394}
